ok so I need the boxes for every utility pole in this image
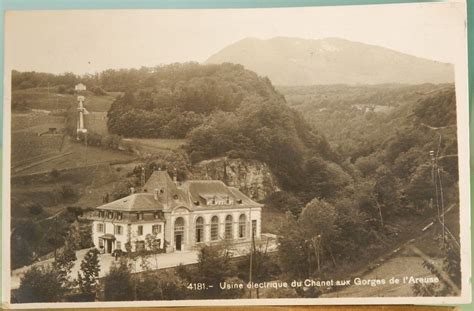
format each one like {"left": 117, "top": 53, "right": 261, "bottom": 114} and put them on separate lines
{"left": 430, "top": 149, "right": 446, "bottom": 248}
{"left": 248, "top": 206, "right": 253, "bottom": 298}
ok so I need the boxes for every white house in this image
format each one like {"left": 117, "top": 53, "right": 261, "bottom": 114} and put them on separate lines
{"left": 91, "top": 171, "right": 262, "bottom": 253}
{"left": 75, "top": 83, "right": 87, "bottom": 92}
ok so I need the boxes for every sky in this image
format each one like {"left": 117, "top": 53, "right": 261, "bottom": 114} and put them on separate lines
{"left": 5, "top": 1, "right": 466, "bottom": 75}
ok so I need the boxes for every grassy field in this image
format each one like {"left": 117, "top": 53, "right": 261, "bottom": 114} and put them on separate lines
{"left": 13, "top": 139, "right": 135, "bottom": 176}
{"left": 12, "top": 88, "right": 75, "bottom": 110}
{"left": 12, "top": 132, "right": 64, "bottom": 167}
{"left": 12, "top": 112, "right": 65, "bottom": 132}
{"left": 124, "top": 138, "right": 186, "bottom": 155}
{"left": 83, "top": 94, "right": 116, "bottom": 112}
{"left": 11, "top": 87, "right": 126, "bottom": 173}
{"left": 10, "top": 87, "right": 136, "bottom": 270}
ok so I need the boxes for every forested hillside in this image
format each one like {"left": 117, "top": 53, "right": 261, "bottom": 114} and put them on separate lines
{"left": 275, "top": 85, "right": 459, "bottom": 281}
{"left": 106, "top": 63, "right": 336, "bottom": 191}
{"left": 12, "top": 66, "right": 461, "bottom": 298}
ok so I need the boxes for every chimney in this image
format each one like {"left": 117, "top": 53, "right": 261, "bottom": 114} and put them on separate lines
{"left": 130, "top": 187, "right": 135, "bottom": 194}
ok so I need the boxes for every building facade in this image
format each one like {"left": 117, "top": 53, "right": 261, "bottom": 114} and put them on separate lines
{"left": 91, "top": 171, "right": 262, "bottom": 253}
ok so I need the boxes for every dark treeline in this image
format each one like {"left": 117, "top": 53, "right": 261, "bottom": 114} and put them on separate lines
{"left": 12, "top": 68, "right": 150, "bottom": 92}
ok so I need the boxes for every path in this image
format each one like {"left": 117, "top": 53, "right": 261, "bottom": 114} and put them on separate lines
{"left": 10, "top": 236, "right": 278, "bottom": 290}
{"left": 10, "top": 248, "right": 199, "bottom": 290}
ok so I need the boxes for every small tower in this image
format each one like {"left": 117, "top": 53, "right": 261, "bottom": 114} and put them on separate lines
{"left": 76, "top": 95, "right": 88, "bottom": 139}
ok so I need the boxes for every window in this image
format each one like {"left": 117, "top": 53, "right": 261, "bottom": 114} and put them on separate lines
{"left": 97, "top": 223, "right": 104, "bottom": 233}
{"left": 136, "top": 213, "right": 143, "bottom": 220}
{"left": 225, "top": 215, "right": 233, "bottom": 239}
{"left": 137, "top": 225, "right": 143, "bottom": 236}
{"left": 195, "top": 217, "right": 204, "bottom": 243}
{"left": 211, "top": 216, "right": 219, "bottom": 241}
{"left": 108, "top": 212, "right": 113, "bottom": 219}
{"left": 154, "top": 212, "right": 162, "bottom": 219}
{"left": 116, "top": 241, "right": 121, "bottom": 250}
{"left": 99, "top": 211, "right": 104, "bottom": 218}
{"left": 239, "top": 214, "right": 246, "bottom": 238}
{"left": 117, "top": 212, "right": 123, "bottom": 220}
{"left": 252, "top": 220, "right": 257, "bottom": 237}
{"left": 115, "top": 225, "right": 123, "bottom": 235}
{"left": 152, "top": 224, "right": 162, "bottom": 234}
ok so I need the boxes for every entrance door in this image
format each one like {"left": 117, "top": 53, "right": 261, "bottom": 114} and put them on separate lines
{"left": 174, "top": 217, "right": 185, "bottom": 251}
{"left": 106, "top": 240, "right": 113, "bottom": 253}
{"left": 175, "top": 234, "right": 182, "bottom": 251}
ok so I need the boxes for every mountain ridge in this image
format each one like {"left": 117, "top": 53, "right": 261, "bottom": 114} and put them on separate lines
{"left": 205, "top": 37, "right": 454, "bottom": 85}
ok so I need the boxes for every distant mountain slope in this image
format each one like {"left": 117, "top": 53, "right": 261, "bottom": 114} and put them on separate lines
{"left": 206, "top": 37, "right": 454, "bottom": 85}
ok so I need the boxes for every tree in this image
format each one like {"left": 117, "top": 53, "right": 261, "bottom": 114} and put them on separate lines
{"left": 11, "top": 219, "right": 41, "bottom": 269}
{"left": 53, "top": 239, "right": 76, "bottom": 289}
{"left": 16, "top": 265, "right": 66, "bottom": 302}
{"left": 136, "top": 271, "right": 187, "bottom": 300}
{"left": 28, "top": 203, "right": 43, "bottom": 216}
{"left": 77, "top": 248, "right": 101, "bottom": 298}
{"left": 103, "top": 260, "right": 135, "bottom": 301}
{"left": 145, "top": 233, "right": 164, "bottom": 269}
{"left": 412, "top": 240, "right": 461, "bottom": 297}
{"left": 277, "top": 212, "right": 311, "bottom": 280}
{"left": 264, "top": 191, "right": 302, "bottom": 216}
{"left": 178, "top": 242, "right": 238, "bottom": 299}
{"left": 299, "top": 198, "right": 338, "bottom": 273}
{"left": 238, "top": 244, "right": 280, "bottom": 298}
{"left": 60, "top": 185, "right": 76, "bottom": 201}
{"left": 50, "top": 168, "right": 60, "bottom": 180}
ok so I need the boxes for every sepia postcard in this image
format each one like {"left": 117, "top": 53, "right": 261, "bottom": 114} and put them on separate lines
{"left": 2, "top": 0, "right": 471, "bottom": 308}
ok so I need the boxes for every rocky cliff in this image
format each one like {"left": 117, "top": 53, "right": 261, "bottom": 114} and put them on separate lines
{"left": 192, "top": 157, "right": 279, "bottom": 201}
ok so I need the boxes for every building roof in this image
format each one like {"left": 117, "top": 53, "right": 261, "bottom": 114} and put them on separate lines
{"left": 184, "top": 180, "right": 233, "bottom": 203}
{"left": 143, "top": 170, "right": 177, "bottom": 192}
{"left": 95, "top": 171, "right": 262, "bottom": 213}
{"left": 97, "top": 193, "right": 163, "bottom": 212}
{"left": 180, "top": 179, "right": 262, "bottom": 210}
{"left": 143, "top": 171, "right": 188, "bottom": 211}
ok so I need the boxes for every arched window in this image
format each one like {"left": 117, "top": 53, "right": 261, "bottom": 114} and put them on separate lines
{"left": 174, "top": 217, "right": 185, "bottom": 251}
{"left": 239, "top": 214, "right": 246, "bottom": 238}
{"left": 225, "top": 215, "right": 233, "bottom": 239}
{"left": 195, "top": 217, "right": 204, "bottom": 243}
{"left": 210, "top": 216, "right": 219, "bottom": 241}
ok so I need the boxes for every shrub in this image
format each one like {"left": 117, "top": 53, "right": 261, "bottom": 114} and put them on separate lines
{"left": 28, "top": 204, "right": 43, "bottom": 216}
